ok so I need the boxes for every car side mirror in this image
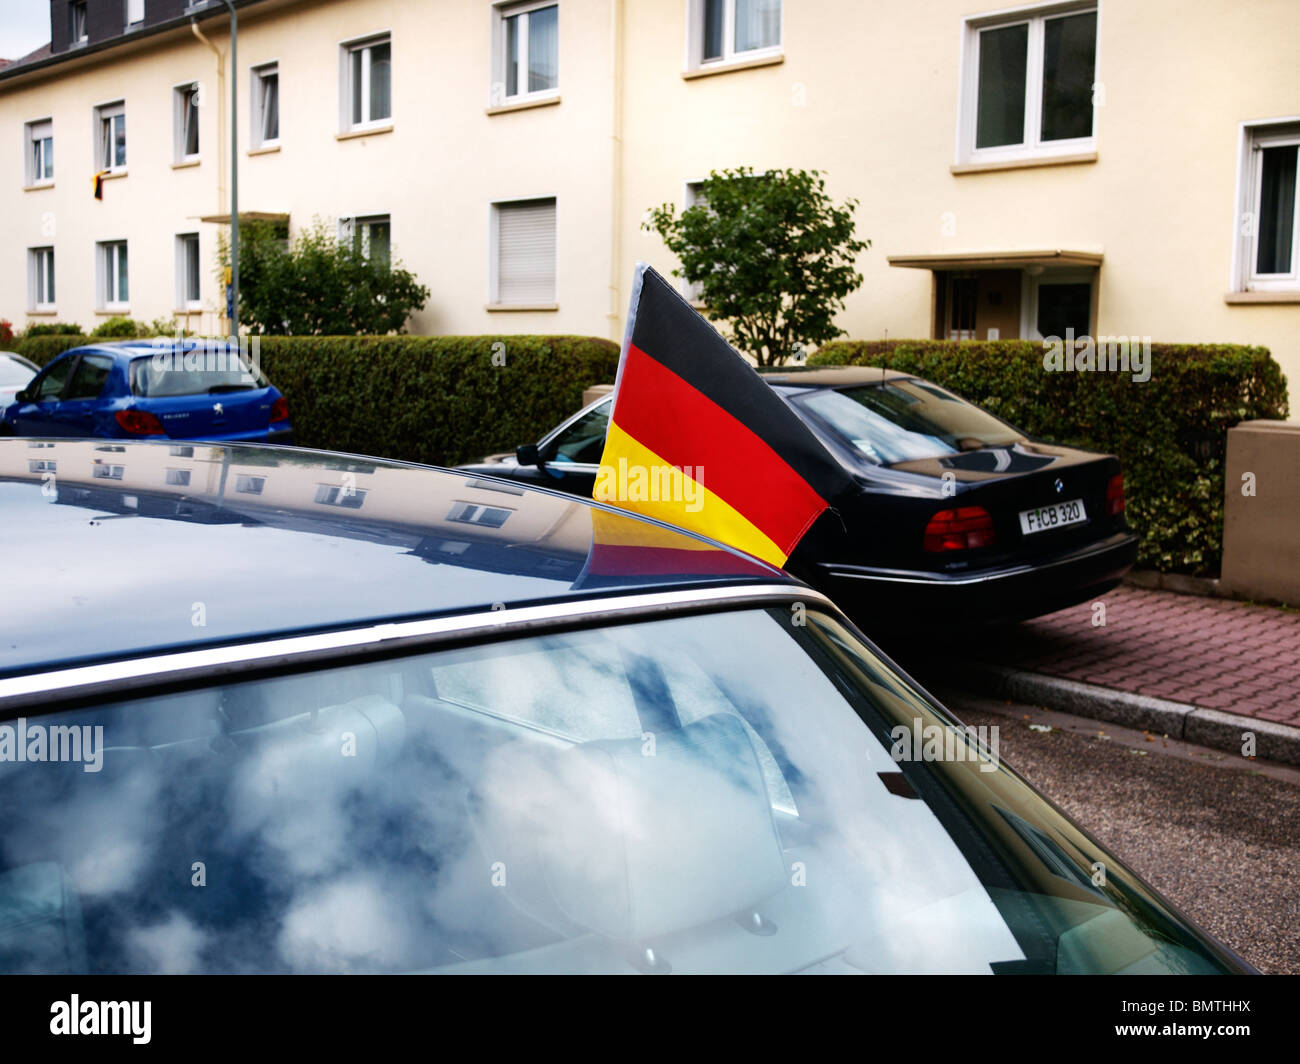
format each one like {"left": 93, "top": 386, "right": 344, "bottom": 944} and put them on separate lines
{"left": 14, "top": 389, "right": 29, "bottom": 403}
{"left": 516, "top": 443, "right": 541, "bottom": 468}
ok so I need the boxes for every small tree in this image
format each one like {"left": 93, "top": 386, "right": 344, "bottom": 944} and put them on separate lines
{"left": 218, "top": 218, "right": 430, "bottom": 335}
{"left": 644, "top": 167, "right": 869, "bottom": 366}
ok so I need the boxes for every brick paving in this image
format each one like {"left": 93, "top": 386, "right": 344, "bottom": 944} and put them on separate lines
{"left": 965, "top": 586, "right": 1300, "bottom": 727}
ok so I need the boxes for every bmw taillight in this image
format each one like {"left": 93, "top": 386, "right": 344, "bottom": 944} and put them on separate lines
{"left": 1106, "top": 473, "right": 1125, "bottom": 516}
{"left": 270, "top": 396, "right": 289, "bottom": 423}
{"left": 923, "top": 506, "right": 997, "bottom": 552}
{"left": 115, "top": 409, "right": 165, "bottom": 436}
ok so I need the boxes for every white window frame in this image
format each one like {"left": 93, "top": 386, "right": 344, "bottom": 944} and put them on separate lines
{"left": 956, "top": 1, "right": 1098, "bottom": 166}
{"left": 489, "top": 196, "right": 558, "bottom": 307}
{"left": 1020, "top": 267, "right": 1095, "bottom": 341}
{"left": 176, "top": 233, "right": 202, "bottom": 309}
{"left": 492, "top": 1, "right": 560, "bottom": 107}
{"left": 95, "top": 100, "right": 127, "bottom": 173}
{"left": 25, "top": 119, "right": 54, "bottom": 186}
{"left": 340, "top": 214, "right": 392, "bottom": 263}
{"left": 1232, "top": 118, "right": 1300, "bottom": 293}
{"left": 97, "top": 240, "right": 130, "bottom": 311}
{"left": 70, "top": 2, "right": 88, "bottom": 46}
{"left": 250, "top": 61, "right": 280, "bottom": 148}
{"left": 339, "top": 32, "right": 392, "bottom": 132}
{"left": 686, "top": 0, "right": 783, "bottom": 71}
{"left": 125, "top": 0, "right": 144, "bottom": 29}
{"left": 173, "top": 82, "right": 201, "bottom": 162}
{"left": 28, "top": 247, "right": 56, "bottom": 311}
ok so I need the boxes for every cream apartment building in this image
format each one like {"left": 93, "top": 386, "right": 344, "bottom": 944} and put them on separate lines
{"left": 3, "top": 0, "right": 1299, "bottom": 393}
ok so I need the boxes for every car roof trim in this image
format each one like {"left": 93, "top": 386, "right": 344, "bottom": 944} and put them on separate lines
{"left": 0, "top": 583, "right": 830, "bottom": 714}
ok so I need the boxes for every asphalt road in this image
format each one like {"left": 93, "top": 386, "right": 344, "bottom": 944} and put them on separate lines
{"left": 934, "top": 690, "right": 1300, "bottom": 975}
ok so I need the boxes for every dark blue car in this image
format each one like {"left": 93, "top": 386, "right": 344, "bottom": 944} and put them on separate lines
{"left": 0, "top": 339, "right": 292, "bottom": 443}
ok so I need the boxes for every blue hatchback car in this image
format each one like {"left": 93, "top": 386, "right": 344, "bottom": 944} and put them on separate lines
{"left": 0, "top": 339, "right": 293, "bottom": 443}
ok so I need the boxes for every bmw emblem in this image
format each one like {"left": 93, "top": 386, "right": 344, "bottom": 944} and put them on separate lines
{"left": 1054, "top": 478, "right": 1064, "bottom": 494}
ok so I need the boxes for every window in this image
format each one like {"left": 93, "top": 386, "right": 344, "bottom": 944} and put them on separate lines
{"left": 97, "top": 241, "right": 129, "bottom": 310}
{"left": 492, "top": 198, "right": 557, "bottom": 305}
{"left": 959, "top": 4, "right": 1097, "bottom": 163}
{"left": 315, "top": 484, "right": 366, "bottom": 508}
{"left": 169, "top": 445, "right": 195, "bottom": 457}
{"left": 340, "top": 214, "right": 391, "bottom": 265}
{"left": 691, "top": 0, "right": 781, "bottom": 68}
{"left": 1023, "top": 268, "right": 1094, "bottom": 340}
{"left": 92, "top": 464, "right": 125, "bottom": 480}
{"left": 125, "top": 0, "right": 144, "bottom": 28}
{"left": 96, "top": 102, "right": 127, "bottom": 171}
{"left": 682, "top": 181, "right": 707, "bottom": 303}
{"left": 342, "top": 34, "right": 391, "bottom": 130}
{"left": 236, "top": 475, "right": 266, "bottom": 495}
{"left": 251, "top": 63, "right": 279, "bottom": 147}
{"left": 66, "top": 356, "right": 113, "bottom": 401}
{"left": 28, "top": 247, "right": 55, "bottom": 311}
{"left": 176, "top": 233, "right": 201, "bottom": 308}
{"left": 447, "top": 502, "right": 513, "bottom": 528}
{"left": 69, "top": 2, "right": 88, "bottom": 45}
{"left": 33, "top": 357, "right": 75, "bottom": 400}
{"left": 165, "top": 469, "right": 192, "bottom": 487}
{"left": 25, "top": 120, "right": 53, "bottom": 185}
{"left": 174, "top": 83, "right": 200, "bottom": 161}
{"left": 1236, "top": 122, "right": 1300, "bottom": 291}
{"left": 496, "top": 2, "right": 558, "bottom": 103}
{"left": 547, "top": 400, "right": 610, "bottom": 465}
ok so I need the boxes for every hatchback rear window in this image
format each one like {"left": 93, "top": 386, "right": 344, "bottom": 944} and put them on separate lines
{"left": 130, "top": 352, "right": 267, "bottom": 398}
{"left": 796, "top": 380, "right": 1023, "bottom": 464}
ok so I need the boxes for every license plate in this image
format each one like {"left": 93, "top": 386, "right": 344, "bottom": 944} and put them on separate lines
{"left": 1019, "top": 498, "right": 1087, "bottom": 535}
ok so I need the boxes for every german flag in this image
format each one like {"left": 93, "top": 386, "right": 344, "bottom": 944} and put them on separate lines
{"left": 93, "top": 170, "right": 108, "bottom": 200}
{"left": 594, "top": 264, "right": 853, "bottom": 569}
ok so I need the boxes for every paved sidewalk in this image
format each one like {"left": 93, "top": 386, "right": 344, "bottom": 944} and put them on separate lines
{"left": 966, "top": 586, "right": 1300, "bottom": 726}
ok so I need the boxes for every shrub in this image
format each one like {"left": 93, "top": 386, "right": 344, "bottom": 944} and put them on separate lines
{"left": 12, "top": 334, "right": 87, "bottom": 366}
{"left": 21, "top": 322, "right": 83, "bottom": 337}
{"left": 220, "top": 219, "right": 431, "bottom": 335}
{"left": 809, "top": 339, "right": 1289, "bottom": 576}
{"left": 256, "top": 334, "right": 619, "bottom": 467}
{"left": 0, "top": 321, "right": 13, "bottom": 346}
{"left": 89, "top": 316, "right": 149, "bottom": 339}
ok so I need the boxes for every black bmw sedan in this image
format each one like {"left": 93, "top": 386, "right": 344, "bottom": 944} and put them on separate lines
{"left": 0, "top": 438, "right": 1245, "bottom": 974}
{"left": 459, "top": 367, "right": 1138, "bottom": 626}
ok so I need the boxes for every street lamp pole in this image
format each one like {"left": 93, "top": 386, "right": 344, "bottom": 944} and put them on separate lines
{"left": 221, "top": 0, "right": 238, "bottom": 338}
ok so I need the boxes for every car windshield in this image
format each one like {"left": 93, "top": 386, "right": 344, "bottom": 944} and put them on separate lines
{"left": 548, "top": 400, "right": 611, "bottom": 464}
{"left": 0, "top": 606, "right": 1233, "bottom": 974}
{"left": 795, "top": 380, "right": 1024, "bottom": 464}
{"left": 130, "top": 353, "right": 268, "bottom": 398}
{"left": 0, "top": 359, "right": 34, "bottom": 388}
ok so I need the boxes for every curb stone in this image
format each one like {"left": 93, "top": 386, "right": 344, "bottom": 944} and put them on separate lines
{"left": 958, "top": 664, "right": 1300, "bottom": 767}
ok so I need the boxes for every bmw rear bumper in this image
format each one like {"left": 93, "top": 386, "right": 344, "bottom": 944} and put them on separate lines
{"left": 815, "top": 531, "right": 1139, "bottom": 627}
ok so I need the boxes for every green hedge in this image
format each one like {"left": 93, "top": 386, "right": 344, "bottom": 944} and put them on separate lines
{"left": 809, "top": 339, "right": 1289, "bottom": 575}
{"left": 12, "top": 334, "right": 88, "bottom": 365}
{"left": 255, "top": 335, "right": 619, "bottom": 467}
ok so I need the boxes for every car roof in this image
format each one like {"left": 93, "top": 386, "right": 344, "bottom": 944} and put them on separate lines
{"left": 0, "top": 438, "right": 791, "bottom": 678}
{"left": 757, "top": 366, "right": 913, "bottom": 388}
{"left": 43, "top": 339, "right": 250, "bottom": 363}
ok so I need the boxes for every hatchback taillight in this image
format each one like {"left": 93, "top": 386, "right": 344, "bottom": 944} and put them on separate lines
{"left": 1106, "top": 473, "right": 1125, "bottom": 516}
{"left": 923, "top": 506, "right": 996, "bottom": 552}
{"left": 115, "top": 409, "right": 165, "bottom": 436}
{"left": 270, "top": 396, "right": 289, "bottom": 423}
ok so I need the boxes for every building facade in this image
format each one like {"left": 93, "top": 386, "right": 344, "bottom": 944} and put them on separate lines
{"left": 4, "top": 0, "right": 1299, "bottom": 394}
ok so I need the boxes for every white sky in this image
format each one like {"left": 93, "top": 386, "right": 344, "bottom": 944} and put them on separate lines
{"left": 0, "top": 0, "right": 52, "bottom": 62}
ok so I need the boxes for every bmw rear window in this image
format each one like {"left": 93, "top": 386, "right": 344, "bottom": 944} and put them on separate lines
{"left": 130, "top": 354, "right": 268, "bottom": 398}
{"left": 795, "top": 380, "right": 1023, "bottom": 464}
